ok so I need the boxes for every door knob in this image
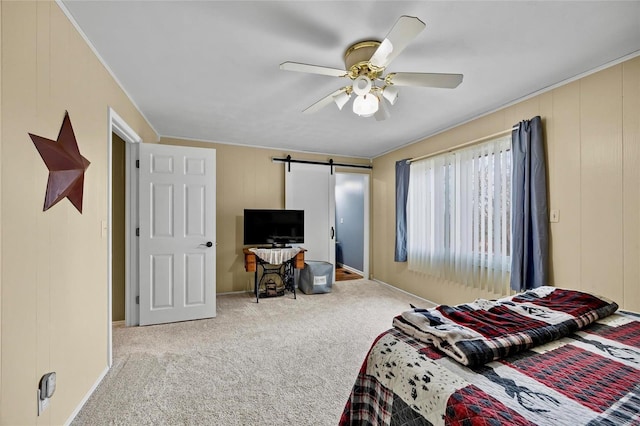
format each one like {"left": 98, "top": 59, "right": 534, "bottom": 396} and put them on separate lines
{"left": 205, "top": 241, "right": 213, "bottom": 247}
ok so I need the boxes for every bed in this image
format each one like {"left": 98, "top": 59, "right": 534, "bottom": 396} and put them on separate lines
{"left": 340, "top": 286, "right": 640, "bottom": 425}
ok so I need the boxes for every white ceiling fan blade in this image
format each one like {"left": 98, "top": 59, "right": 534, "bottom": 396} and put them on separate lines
{"left": 302, "top": 87, "right": 349, "bottom": 114}
{"left": 387, "top": 72, "right": 463, "bottom": 88}
{"left": 374, "top": 97, "right": 391, "bottom": 121}
{"left": 280, "top": 62, "right": 348, "bottom": 78}
{"left": 369, "top": 16, "right": 426, "bottom": 68}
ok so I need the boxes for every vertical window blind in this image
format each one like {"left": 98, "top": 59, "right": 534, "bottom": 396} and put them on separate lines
{"left": 406, "top": 135, "right": 512, "bottom": 294}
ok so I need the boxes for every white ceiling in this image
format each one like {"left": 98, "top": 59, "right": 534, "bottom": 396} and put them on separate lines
{"left": 61, "top": 1, "right": 640, "bottom": 159}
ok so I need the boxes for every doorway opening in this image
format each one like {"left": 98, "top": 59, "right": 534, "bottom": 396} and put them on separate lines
{"left": 335, "top": 172, "right": 369, "bottom": 282}
{"left": 111, "top": 133, "right": 126, "bottom": 323}
{"left": 107, "top": 108, "right": 142, "bottom": 366}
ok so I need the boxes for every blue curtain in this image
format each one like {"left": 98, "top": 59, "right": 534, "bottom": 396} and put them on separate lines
{"left": 510, "top": 116, "right": 549, "bottom": 291}
{"left": 395, "top": 159, "right": 411, "bottom": 262}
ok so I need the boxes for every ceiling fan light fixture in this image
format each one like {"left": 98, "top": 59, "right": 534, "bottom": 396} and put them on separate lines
{"left": 382, "top": 85, "right": 399, "bottom": 105}
{"left": 352, "top": 75, "right": 372, "bottom": 96}
{"left": 353, "top": 93, "right": 379, "bottom": 117}
{"left": 333, "top": 91, "right": 351, "bottom": 110}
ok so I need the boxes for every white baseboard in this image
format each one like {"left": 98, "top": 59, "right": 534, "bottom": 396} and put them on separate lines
{"left": 112, "top": 320, "right": 125, "bottom": 327}
{"left": 338, "top": 264, "right": 363, "bottom": 276}
{"left": 218, "top": 290, "right": 253, "bottom": 296}
{"left": 64, "top": 365, "right": 109, "bottom": 425}
{"left": 372, "top": 279, "right": 437, "bottom": 307}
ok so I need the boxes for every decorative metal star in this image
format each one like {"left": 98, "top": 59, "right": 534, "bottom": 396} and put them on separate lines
{"left": 29, "top": 112, "right": 90, "bottom": 213}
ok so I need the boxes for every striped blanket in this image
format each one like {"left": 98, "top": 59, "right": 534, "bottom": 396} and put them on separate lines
{"left": 393, "top": 286, "right": 618, "bottom": 367}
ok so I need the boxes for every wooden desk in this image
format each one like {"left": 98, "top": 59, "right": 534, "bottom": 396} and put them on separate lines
{"left": 243, "top": 248, "right": 306, "bottom": 302}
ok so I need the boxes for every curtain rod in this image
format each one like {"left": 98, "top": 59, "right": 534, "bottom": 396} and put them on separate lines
{"left": 407, "top": 125, "right": 520, "bottom": 164}
{"left": 272, "top": 155, "right": 373, "bottom": 173}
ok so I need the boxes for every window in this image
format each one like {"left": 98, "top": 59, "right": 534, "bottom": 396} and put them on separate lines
{"left": 406, "top": 135, "right": 511, "bottom": 293}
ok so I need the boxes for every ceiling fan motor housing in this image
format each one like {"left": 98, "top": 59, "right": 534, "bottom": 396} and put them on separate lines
{"left": 344, "top": 41, "right": 384, "bottom": 79}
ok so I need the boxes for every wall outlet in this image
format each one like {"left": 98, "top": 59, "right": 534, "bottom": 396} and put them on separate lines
{"left": 37, "top": 389, "right": 50, "bottom": 416}
{"left": 37, "top": 372, "right": 56, "bottom": 415}
{"left": 550, "top": 209, "right": 560, "bottom": 223}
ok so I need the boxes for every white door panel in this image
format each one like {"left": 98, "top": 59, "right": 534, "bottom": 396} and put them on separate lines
{"left": 285, "top": 163, "right": 335, "bottom": 269}
{"left": 139, "top": 143, "right": 216, "bottom": 325}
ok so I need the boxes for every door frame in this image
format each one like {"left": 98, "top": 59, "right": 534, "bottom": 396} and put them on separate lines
{"left": 107, "top": 107, "right": 142, "bottom": 366}
{"left": 362, "top": 173, "right": 370, "bottom": 280}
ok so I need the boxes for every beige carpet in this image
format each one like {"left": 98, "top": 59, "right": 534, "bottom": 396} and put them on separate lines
{"left": 72, "top": 279, "right": 434, "bottom": 426}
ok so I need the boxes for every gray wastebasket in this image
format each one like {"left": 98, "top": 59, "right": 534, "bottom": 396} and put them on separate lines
{"left": 299, "top": 261, "right": 333, "bottom": 294}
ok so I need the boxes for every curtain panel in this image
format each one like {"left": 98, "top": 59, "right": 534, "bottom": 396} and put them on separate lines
{"left": 510, "top": 116, "right": 549, "bottom": 291}
{"left": 407, "top": 135, "right": 512, "bottom": 293}
{"left": 395, "top": 159, "right": 411, "bottom": 262}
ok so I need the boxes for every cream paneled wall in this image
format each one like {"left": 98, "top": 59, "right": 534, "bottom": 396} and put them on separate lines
{"left": 371, "top": 56, "right": 640, "bottom": 312}
{"left": 0, "top": 1, "right": 4, "bottom": 416}
{"left": 623, "top": 58, "right": 640, "bottom": 313}
{"left": 159, "top": 137, "right": 371, "bottom": 293}
{"left": 1, "top": 2, "right": 156, "bottom": 425}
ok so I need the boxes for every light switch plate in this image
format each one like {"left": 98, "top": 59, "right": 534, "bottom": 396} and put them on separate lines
{"left": 550, "top": 209, "right": 560, "bottom": 223}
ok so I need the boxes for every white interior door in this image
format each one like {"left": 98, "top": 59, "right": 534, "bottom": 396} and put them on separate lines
{"left": 285, "top": 163, "right": 335, "bottom": 269}
{"left": 138, "top": 143, "right": 216, "bottom": 326}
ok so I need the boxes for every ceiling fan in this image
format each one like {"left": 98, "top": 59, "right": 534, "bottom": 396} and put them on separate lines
{"left": 280, "top": 16, "right": 463, "bottom": 121}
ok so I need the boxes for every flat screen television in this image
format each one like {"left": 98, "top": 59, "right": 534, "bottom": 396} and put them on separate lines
{"left": 243, "top": 209, "right": 304, "bottom": 247}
